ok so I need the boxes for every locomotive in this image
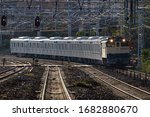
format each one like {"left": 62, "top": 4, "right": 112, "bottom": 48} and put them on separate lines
{"left": 10, "top": 36, "right": 130, "bottom": 66}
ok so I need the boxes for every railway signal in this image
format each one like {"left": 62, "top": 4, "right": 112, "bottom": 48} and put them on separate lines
{"left": 1, "top": 15, "right": 7, "bottom": 27}
{"left": 35, "top": 16, "right": 40, "bottom": 27}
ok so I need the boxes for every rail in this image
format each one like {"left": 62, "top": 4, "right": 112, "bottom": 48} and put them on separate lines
{"left": 57, "top": 67, "right": 71, "bottom": 100}
{"left": 41, "top": 66, "right": 71, "bottom": 100}
{"left": 83, "top": 67, "right": 150, "bottom": 100}
{"left": 0, "top": 66, "right": 27, "bottom": 82}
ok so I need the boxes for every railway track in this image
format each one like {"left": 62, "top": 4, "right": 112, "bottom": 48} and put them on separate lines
{"left": 81, "top": 67, "right": 150, "bottom": 100}
{"left": 0, "top": 66, "right": 29, "bottom": 83}
{"left": 0, "top": 66, "right": 15, "bottom": 74}
{"left": 41, "top": 66, "right": 71, "bottom": 100}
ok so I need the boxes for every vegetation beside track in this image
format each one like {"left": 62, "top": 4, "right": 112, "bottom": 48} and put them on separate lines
{"left": 142, "top": 49, "right": 150, "bottom": 73}
{"left": 63, "top": 67, "right": 124, "bottom": 100}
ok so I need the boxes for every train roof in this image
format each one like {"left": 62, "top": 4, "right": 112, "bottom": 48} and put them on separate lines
{"left": 11, "top": 36, "right": 110, "bottom": 43}
{"left": 49, "top": 37, "right": 63, "bottom": 40}
{"left": 18, "top": 36, "right": 31, "bottom": 39}
{"left": 34, "top": 36, "right": 48, "bottom": 39}
{"left": 63, "top": 37, "right": 75, "bottom": 40}
{"left": 76, "top": 36, "right": 89, "bottom": 40}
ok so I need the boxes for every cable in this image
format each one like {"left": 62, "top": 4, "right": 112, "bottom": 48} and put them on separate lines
{"left": 78, "top": 0, "right": 85, "bottom": 10}
{"left": 26, "top": 0, "right": 32, "bottom": 9}
{"left": 53, "top": 0, "right": 58, "bottom": 18}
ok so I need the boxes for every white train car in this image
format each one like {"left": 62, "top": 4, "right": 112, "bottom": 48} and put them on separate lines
{"left": 10, "top": 36, "right": 130, "bottom": 65}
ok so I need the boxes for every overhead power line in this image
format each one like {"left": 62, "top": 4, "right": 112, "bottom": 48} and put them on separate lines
{"left": 78, "top": 0, "right": 85, "bottom": 10}
{"left": 26, "top": 0, "right": 33, "bottom": 9}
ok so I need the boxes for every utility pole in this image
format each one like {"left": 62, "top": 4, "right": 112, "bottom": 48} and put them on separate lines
{"left": 0, "top": 0, "right": 3, "bottom": 47}
{"left": 137, "top": 8, "right": 144, "bottom": 68}
{"left": 119, "top": 0, "right": 124, "bottom": 36}
{"left": 124, "top": 0, "right": 138, "bottom": 39}
{"left": 96, "top": 20, "right": 100, "bottom": 36}
{"left": 67, "top": 0, "right": 72, "bottom": 36}
{"left": 37, "top": 0, "right": 42, "bottom": 36}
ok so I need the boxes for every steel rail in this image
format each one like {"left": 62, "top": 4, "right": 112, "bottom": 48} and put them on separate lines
{"left": 41, "top": 66, "right": 49, "bottom": 100}
{"left": 41, "top": 66, "right": 71, "bottom": 100}
{"left": 0, "top": 66, "right": 27, "bottom": 81}
{"left": 83, "top": 67, "right": 150, "bottom": 100}
{"left": 57, "top": 67, "right": 71, "bottom": 100}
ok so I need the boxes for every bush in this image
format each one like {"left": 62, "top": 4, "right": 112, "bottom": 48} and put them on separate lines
{"left": 74, "top": 81, "right": 92, "bottom": 88}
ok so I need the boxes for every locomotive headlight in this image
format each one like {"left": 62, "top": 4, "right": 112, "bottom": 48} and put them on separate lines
{"left": 110, "top": 39, "right": 114, "bottom": 43}
{"left": 122, "top": 38, "right": 126, "bottom": 42}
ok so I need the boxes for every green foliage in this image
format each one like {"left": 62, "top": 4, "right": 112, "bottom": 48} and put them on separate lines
{"left": 142, "top": 49, "right": 150, "bottom": 73}
{"left": 142, "top": 49, "right": 150, "bottom": 61}
{"left": 90, "top": 30, "right": 96, "bottom": 36}
{"left": 76, "top": 30, "right": 96, "bottom": 37}
{"left": 142, "top": 60, "right": 150, "bottom": 73}
{"left": 111, "top": 29, "right": 120, "bottom": 36}
{"left": 76, "top": 31, "right": 85, "bottom": 37}
{"left": 25, "top": 73, "right": 34, "bottom": 77}
{"left": 74, "top": 81, "right": 92, "bottom": 88}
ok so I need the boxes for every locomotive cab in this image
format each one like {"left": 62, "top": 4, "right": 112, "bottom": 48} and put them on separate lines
{"left": 102, "top": 36, "right": 130, "bottom": 66}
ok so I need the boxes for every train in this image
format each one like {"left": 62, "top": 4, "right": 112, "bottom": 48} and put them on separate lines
{"left": 10, "top": 36, "right": 130, "bottom": 66}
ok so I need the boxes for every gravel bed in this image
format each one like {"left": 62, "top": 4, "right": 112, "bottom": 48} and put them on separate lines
{"left": 0, "top": 66, "right": 44, "bottom": 100}
{"left": 63, "top": 67, "right": 124, "bottom": 100}
{"left": 94, "top": 66, "right": 150, "bottom": 92}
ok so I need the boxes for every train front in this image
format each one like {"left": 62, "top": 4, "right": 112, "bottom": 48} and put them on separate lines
{"left": 106, "top": 36, "right": 130, "bottom": 66}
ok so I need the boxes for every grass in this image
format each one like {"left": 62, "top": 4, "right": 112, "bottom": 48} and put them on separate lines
{"left": 141, "top": 60, "right": 150, "bottom": 73}
{"left": 24, "top": 73, "right": 34, "bottom": 77}
{"left": 74, "top": 81, "right": 92, "bottom": 88}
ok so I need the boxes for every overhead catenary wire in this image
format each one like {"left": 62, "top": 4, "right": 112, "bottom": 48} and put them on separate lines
{"left": 78, "top": 0, "right": 85, "bottom": 10}
{"left": 53, "top": 0, "right": 59, "bottom": 18}
{"left": 26, "top": 0, "right": 33, "bottom": 9}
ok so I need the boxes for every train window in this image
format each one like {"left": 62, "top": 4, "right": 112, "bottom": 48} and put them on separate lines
{"left": 29, "top": 43, "right": 31, "bottom": 48}
{"left": 21, "top": 43, "right": 23, "bottom": 47}
{"left": 72, "top": 44, "right": 74, "bottom": 50}
{"left": 17, "top": 43, "right": 19, "bottom": 47}
{"left": 106, "top": 42, "right": 115, "bottom": 47}
{"left": 57, "top": 44, "right": 59, "bottom": 49}
{"left": 121, "top": 42, "right": 128, "bottom": 47}
{"left": 75, "top": 44, "right": 77, "bottom": 50}
{"left": 33, "top": 43, "right": 36, "bottom": 47}
{"left": 51, "top": 44, "right": 53, "bottom": 49}
{"left": 45, "top": 43, "right": 47, "bottom": 48}
{"left": 48, "top": 43, "right": 50, "bottom": 48}
{"left": 64, "top": 44, "right": 67, "bottom": 50}
{"left": 36, "top": 43, "right": 39, "bottom": 48}
{"left": 70, "top": 44, "right": 72, "bottom": 50}
{"left": 62, "top": 44, "right": 64, "bottom": 50}
{"left": 58, "top": 44, "right": 61, "bottom": 49}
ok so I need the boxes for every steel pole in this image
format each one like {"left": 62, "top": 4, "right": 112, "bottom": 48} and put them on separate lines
{"left": 67, "top": 0, "right": 72, "bottom": 36}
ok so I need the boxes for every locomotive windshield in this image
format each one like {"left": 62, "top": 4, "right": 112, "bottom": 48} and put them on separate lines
{"left": 106, "top": 37, "right": 129, "bottom": 47}
{"left": 106, "top": 42, "right": 115, "bottom": 47}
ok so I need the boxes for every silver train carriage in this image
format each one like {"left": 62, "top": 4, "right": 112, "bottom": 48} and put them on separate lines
{"left": 10, "top": 36, "right": 130, "bottom": 66}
